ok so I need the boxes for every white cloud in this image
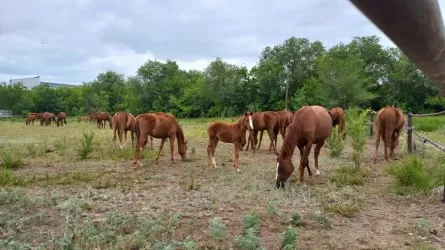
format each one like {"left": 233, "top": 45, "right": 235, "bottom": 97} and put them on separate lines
{"left": 1, "top": 0, "right": 445, "bottom": 84}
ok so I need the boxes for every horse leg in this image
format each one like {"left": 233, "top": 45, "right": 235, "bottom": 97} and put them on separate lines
{"left": 384, "top": 133, "right": 391, "bottom": 162}
{"left": 156, "top": 138, "right": 167, "bottom": 164}
{"left": 373, "top": 129, "right": 381, "bottom": 164}
{"left": 266, "top": 128, "right": 276, "bottom": 153}
{"left": 298, "top": 145, "right": 312, "bottom": 179}
{"left": 113, "top": 124, "right": 117, "bottom": 149}
{"left": 299, "top": 141, "right": 313, "bottom": 183}
{"left": 313, "top": 143, "right": 324, "bottom": 176}
{"left": 234, "top": 141, "right": 241, "bottom": 173}
{"left": 207, "top": 138, "right": 219, "bottom": 168}
{"left": 257, "top": 130, "right": 263, "bottom": 150}
{"left": 392, "top": 131, "right": 401, "bottom": 160}
{"left": 169, "top": 134, "right": 177, "bottom": 163}
{"left": 150, "top": 136, "right": 154, "bottom": 149}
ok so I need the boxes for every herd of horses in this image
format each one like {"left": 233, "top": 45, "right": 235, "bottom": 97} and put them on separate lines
{"left": 26, "top": 112, "right": 66, "bottom": 127}
{"left": 24, "top": 105, "right": 405, "bottom": 189}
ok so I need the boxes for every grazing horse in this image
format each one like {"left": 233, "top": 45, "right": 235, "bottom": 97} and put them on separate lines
{"left": 244, "top": 111, "right": 280, "bottom": 153}
{"left": 275, "top": 110, "right": 293, "bottom": 139}
{"left": 94, "top": 112, "right": 113, "bottom": 129}
{"left": 207, "top": 112, "right": 253, "bottom": 172}
{"left": 330, "top": 107, "right": 346, "bottom": 139}
{"left": 112, "top": 111, "right": 136, "bottom": 149}
{"left": 25, "top": 113, "right": 38, "bottom": 125}
{"left": 56, "top": 112, "right": 67, "bottom": 127}
{"left": 40, "top": 112, "right": 52, "bottom": 126}
{"left": 275, "top": 105, "right": 333, "bottom": 188}
{"left": 132, "top": 113, "right": 188, "bottom": 168}
{"left": 373, "top": 106, "right": 405, "bottom": 164}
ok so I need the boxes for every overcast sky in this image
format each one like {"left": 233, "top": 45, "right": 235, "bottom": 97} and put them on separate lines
{"left": 1, "top": 0, "right": 445, "bottom": 85}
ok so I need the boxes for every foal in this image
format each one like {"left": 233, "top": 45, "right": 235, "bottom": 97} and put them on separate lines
{"left": 207, "top": 112, "right": 253, "bottom": 172}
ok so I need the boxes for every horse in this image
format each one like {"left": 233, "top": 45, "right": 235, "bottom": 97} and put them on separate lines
{"left": 207, "top": 112, "right": 252, "bottom": 172}
{"left": 373, "top": 106, "right": 405, "bottom": 164}
{"left": 132, "top": 113, "right": 188, "bottom": 168}
{"left": 56, "top": 112, "right": 67, "bottom": 127}
{"left": 244, "top": 111, "right": 280, "bottom": 154}
{"left": 330, "top": 107, "right": 346, "bottom": 139}
{"left": 25, "top": 113, "right": 38, "bottom": 125}
{"left": 275, "top": 105, "right": 333, "bottom": 188}
{"left": 49, "top": 113, "right": 56, "bottom": 125}
{"left": 112, "top": 111, "right": 136, "bottom": 149}
{"left": 40, "top": 112, "right": 52, "bottom": 126}
{"left": 147, "top": 112, "right": 177, "bottom": 150}
{"left": 275, "top": 110, "right": 293, "bottom": 139}
{"left": 93, "top": 112, "right": 113, "bottom": 129}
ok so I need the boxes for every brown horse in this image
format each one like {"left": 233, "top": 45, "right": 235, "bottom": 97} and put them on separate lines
{"left": 133, "top": 113, "right": 188, "bottom": 168}
{"left": 40, "top": 112, "right": 52, "bottom": 126}
{"left": 275, "top": 105, "right": 333, "bottom": 188}
{"left": 93, "top": 112, "right": 113, "bottom": 129}
{"left": 275, "top": 110, "right": 293, "bottom": 139}
{"left": 56, "top": 112, "right": 67, "bottom": 127}
{"left": 112, "top": 111, "right": 136, "bottom": 149}
{"left": 244, "top": 111, "right": 280, "bottom": 153}
{"left": 25, "top": 113, "right": 38, "bottom": 125}
{"left": 329, "top": 107, "right": 346, "bottom": 139}
{"left": 207, "top": 112, "right": 252, "bottom": 172}
{"left": 373, "top": 107, "right": 405, "bottom": 164}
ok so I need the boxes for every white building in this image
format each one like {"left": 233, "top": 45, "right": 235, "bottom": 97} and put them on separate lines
{"left": 9, "top": 76, "right": 78, "bottom": 89}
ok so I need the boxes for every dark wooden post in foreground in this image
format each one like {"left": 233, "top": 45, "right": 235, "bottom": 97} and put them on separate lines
{"left": 407, "top": 112, "right": 413, "bottom": 153}
{"left": 369, "top": 111, "right": 374, "bottom": 137}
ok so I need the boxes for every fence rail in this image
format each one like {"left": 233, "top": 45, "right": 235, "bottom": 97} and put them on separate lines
{"left": 367, "top": 109, "right": 445, "bottom": 203}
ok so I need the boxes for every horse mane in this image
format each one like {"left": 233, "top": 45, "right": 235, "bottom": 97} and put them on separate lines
{"left": 175, "top": 122, "right": 186, "bottom": 146}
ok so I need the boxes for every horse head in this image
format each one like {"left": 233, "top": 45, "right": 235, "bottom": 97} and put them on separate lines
{"left": 275, "top": 153, "right": 294, "bottom": 189}
{"left": 243, "top": 111, "right": 254, "bottom": 131}
{"left": 179, "top": 140, "right": 188, "bottom": 161}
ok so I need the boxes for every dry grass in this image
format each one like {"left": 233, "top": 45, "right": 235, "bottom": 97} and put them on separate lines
{"left": 0, "top": 117, "right": 444, "bottom": 249}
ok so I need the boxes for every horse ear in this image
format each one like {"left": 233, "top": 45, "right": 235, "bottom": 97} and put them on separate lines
{"left": 328, "top": 111, "right": 333, "bottom": 119}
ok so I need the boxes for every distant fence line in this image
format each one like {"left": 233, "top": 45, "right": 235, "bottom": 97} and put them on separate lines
{"left": 367, "top": 109, "right": 445, "bottom": 203}
{"left": 0, "top": 109, "right": 12, "bottom": 118}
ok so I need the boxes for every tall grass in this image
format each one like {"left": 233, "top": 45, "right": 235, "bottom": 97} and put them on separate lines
{"left": 387, "top": 155, "right": 445, "bottom": 195}
{"left": 326, "top": 128, "right": 344, "bottom": 158}
{"left": 345, "top": 107, "right": 370, "bottom": 167}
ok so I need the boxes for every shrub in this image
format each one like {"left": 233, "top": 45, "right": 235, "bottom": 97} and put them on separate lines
{"left": 345, "top": 107, "right": 370, "bottom": 167}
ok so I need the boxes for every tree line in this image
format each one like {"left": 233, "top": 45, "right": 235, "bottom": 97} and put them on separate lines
{"left": 1, "top": 35, "right": 444, "bottom": 118}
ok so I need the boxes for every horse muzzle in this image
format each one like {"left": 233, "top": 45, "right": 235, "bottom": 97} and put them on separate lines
{"left": 276, "top": 179, "right": 285, "bottom": 189}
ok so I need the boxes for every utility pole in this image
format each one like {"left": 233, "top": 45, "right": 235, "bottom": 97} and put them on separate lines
{"left": 285, "top": 61, "right": 292, "bottom": 111}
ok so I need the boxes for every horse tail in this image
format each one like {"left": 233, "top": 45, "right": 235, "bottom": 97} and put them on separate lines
{"left": 135, "top": 117, "right": 140, "bottom": 147}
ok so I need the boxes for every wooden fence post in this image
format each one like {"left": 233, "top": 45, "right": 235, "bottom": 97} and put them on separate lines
{"left": 407, "top": 112, "right": 413, "bottom": 153}
{"left": 370, "top": 111, "right": 374, "bottom": 137}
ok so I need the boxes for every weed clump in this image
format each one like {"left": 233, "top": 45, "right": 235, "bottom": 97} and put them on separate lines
{"left": 345, "top": 107, "right": 369, "bottom": 167}
{"left": 326, "top": 128, "right": 344, "bottom": 158}
{"left": 77, "top": 132, "right": 94, "bottom": 159}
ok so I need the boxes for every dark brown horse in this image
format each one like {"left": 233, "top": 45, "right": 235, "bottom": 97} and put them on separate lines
{"left": 112, "top": 111, "right": 136, "bottom": 149}
{"left": 275, "top": 105, "right": 333, "bottom": 188}
{"left": 207, "top": 112, "right": 252, "bottom": 172}
{"left": 56, "top": 112, "right": 67, "bottom": 127}
{"left": 40, "top": 112, "right": 52, "bottom": 126}
{"left": 133, "top": 113, "right": 188, "bottom": 168}
{"left": 244, "top": 111, "right": 280, "bottom": 153}
{"left": 373, "top": 106, "right": 405, "bottom": 164}
{"left": 329, "top": 107, "right": 346, "bottom": 139}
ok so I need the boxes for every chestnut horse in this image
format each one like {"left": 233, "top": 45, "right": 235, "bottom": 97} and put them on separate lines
{"left": 92, "top": 112, "right": 113, "bottom": 129}
{"left": 373, "top": 106, "right": 405, "bottom": 164}
{"left": 112, "top": 111, "right": 136, "bottom": 149}
{"left": 275, "top": 105, "right": 333, "bottom": 188}
{"left": 244, "top": 111, "right": 280, "bottom": 153}
{"left": 40, "top": 112, "right": 52, "bottom": 126}
{"left": 275, "top": 110, "right": 293, "bottom": 139}
{"left": 133, "top": 113, "right": 188, "bottom": 168}
{"left": 207, "top": 112, "right": 252, "bottom": 172}
{"left": 330, "top": 107, "right": 346, "bottom": 139}
{"left": 56, "top": 112, "right": 67, "bottom": 127}
{"left": 25, "top": 113, "right": 38, "bottom": 125}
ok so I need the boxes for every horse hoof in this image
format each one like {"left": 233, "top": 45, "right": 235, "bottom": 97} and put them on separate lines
{"left": 236, "top": 169, "right": 241, "bottom": 173}
{"left": 315, "top": 169, "right": 320, "bottom": 176}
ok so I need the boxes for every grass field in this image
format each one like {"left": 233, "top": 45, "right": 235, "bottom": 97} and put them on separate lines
{"left": 0, "top": 116, "right": 444, "bottom": 249}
